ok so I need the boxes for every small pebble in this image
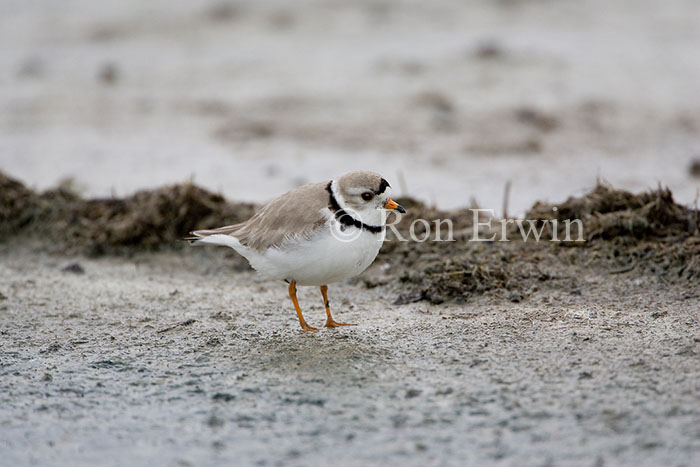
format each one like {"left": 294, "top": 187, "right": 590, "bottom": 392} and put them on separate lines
{"left": 212, "top": 392, "right": 235, "bottom": 402}
{"left": 61, "top": 262, "right": 85, "bottom": 274}
{"left": 405, "top": 389, "right": 422, "bottom": 399}
{"left": 98, "top": 63, "right": 119, "bottom": 85}
{"left": 689, "top": 158, "right": 700, "bottom": 178}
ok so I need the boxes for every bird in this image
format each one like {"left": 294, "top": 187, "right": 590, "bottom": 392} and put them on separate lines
{"left": 187, "top": 171, "right": 406, "bottom": 331}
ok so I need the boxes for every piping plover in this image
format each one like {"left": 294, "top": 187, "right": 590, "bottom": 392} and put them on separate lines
{"left": 187, "top": 171, "right": 405, "bottom": 331}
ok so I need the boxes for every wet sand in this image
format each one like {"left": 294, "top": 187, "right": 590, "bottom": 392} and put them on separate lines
{"left": 2, "top": 0, "right": 700, "bottom": 214}
{"left": 1, "top": 245, "right": 699, "bottom": 466}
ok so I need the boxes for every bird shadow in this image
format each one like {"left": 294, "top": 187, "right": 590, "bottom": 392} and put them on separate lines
{"left": 240, "top": 329, "right": 394, "bottom": 385}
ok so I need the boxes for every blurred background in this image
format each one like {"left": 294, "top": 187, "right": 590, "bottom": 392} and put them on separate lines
{"left": 2, "top": 0, "right": 699, "bottom": 215}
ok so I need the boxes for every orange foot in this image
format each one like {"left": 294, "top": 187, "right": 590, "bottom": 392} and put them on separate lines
{"left": 289, "top": 281, "right": 319, "bottom": 331}
{"left": 324, "top": 319, "right": 356, "bottom": 328}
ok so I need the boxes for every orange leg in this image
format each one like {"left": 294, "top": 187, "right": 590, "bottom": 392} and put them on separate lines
{"left": 321, "top": 285, "right": 356, "bottom": 328}
{"left": 288, "top": 281, "right": 318, "bottom": 331}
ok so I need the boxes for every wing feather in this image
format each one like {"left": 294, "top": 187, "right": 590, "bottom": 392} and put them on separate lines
{"left": 189, "top": 181, "right": 330, "bottom": 251}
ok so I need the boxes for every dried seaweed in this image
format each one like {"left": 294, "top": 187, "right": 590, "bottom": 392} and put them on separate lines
{"left": 0, "top": 171, "right": 256, "bottom": 255}
{"left": 2, "top": 172, "right": 698, "bottom": 300}
{"left": 525, "top": 183, "right": 698, "bottom": 241}
{"left": 384, "top": 183, "right": 700, "bottom": 302}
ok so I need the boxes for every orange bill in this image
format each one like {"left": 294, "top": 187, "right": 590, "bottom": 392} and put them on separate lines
{"left": 384, "top": 199, "right": 406, "bottom": 213}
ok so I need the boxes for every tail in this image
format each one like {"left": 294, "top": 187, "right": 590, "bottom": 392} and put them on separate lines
{"left": 185, "top": 225, "right": 241, "bottom": 248}
{"left": 186, "top": 227, "right": 261, "bottom": 273}
{"left": 183, "top": 224, "right": 265, "bottom": 276}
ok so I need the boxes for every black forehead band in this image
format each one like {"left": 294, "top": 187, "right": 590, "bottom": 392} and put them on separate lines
{"left": 375, "top": 178, "right": 390, "bottom": 195}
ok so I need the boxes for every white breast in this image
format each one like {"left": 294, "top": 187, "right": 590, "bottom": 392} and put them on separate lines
{"left": 250, "top": 218, "right": 384, "bottom": 286}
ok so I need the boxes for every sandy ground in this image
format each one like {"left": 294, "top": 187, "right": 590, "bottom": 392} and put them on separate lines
{"left": 1, "top": 244, "right": 699, "bottom": 466}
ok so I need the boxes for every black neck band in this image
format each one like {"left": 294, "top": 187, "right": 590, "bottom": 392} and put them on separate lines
{"left": 326, "top": 182, "right": 384, "bottom": 234}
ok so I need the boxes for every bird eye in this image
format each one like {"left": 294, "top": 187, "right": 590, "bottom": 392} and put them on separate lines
{"left": 361, "top": 192, "right": 374, "bottom": 201}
